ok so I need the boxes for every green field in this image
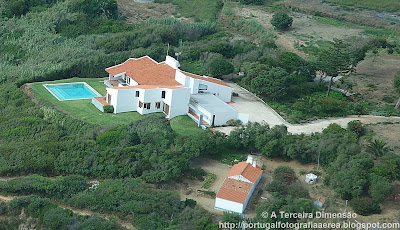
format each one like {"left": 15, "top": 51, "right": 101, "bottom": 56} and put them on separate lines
{"left": 157, "top": 0, "right": 222, "bottom": 21}
{"left": 31, "top": 78, "right": 143, "bottom": 126}
{"left": 170, "top": 115, "right": 204, "bottom": 136}
{"left": 325, "top": 0, "right": 400, "bottom": 12}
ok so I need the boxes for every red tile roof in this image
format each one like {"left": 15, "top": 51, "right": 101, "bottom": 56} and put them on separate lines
{"left": 93, "top": 97, "right": 109, "bottom": 105}
{"left": 105, "top": 56, "right": 158, "bottom": 76}
{"left": 216, "top": 178, "right": 252, "bottom": 204}
{"left": 226, "top": 161, "right": 262, "bottom": 183}
{"left": 105, "top": 56, "right": 231, "bottom": 88}
{"left": 180, "top": 70, "right": 231, "bottom": 87}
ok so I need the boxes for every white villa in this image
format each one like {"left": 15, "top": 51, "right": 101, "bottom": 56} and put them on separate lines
{"left": 215, "top": 155, "right": 263, "bottom": 214}
{"left": 92, "top": 55, "right": 248, "bottom": 126}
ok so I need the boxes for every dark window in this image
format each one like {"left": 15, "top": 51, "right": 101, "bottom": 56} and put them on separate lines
{"left": 139, "top": 101, "right": 143, "bottom": 108}
{"left": 155, "top": 102, "right": 161, "bottom": 109}
{"left": 135, "top": 91, "right": 139, "bottom": 97}
{"left": 145, "top": 103, "right": 151, "bottom": 109}
{"left": 161, "top": 91, "right": 166, "bottom": 99}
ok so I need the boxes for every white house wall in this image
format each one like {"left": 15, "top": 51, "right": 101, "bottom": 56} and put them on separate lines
{"left": 242, "top": 176, "right": 262, "bottom": 213}
{"left": 175, "top": 71, "right": 189, "bottom": 87}
{"left": 169, "top": 88, "right": 191, "bottom": 119}
{"left": 114, "top": 89, "right": 137, "bottom": 113}
{"left": 215, "top": 198, "right": 244, "bottom": 214}
{"left": 213, "top": 108, "right": 238, "bottom": 126}
{"left": 140, "top": 88, "right": 166, "bottom": 115}
{"left": 197, "top": 79, "right": 233, "bottom": 102}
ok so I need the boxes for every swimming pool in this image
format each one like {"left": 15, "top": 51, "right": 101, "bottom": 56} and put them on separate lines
{"left": 43, "top": 82, "right": 102, "bottom": 101}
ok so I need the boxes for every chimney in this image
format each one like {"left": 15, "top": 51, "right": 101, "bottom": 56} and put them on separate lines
{"left": 252, "top": 161, "right": 257, "bottom": 168}
{"left": 246, "top": 155, "right": 254, "bottom": 164}
{"left": 165, "top": 56, "right": 180, "bottom": 69}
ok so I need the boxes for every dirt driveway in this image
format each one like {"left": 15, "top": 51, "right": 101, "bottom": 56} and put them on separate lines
{"left": 215, "top": 83, "right": 400, "bottom": 135}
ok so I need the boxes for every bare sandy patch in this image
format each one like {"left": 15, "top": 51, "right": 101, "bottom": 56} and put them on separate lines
{"left": 117, "top": 0, "right": 178, "bottom": 24}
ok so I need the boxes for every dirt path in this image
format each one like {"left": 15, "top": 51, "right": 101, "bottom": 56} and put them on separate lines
{"left": 0, "top": 194, "right": 136, "bottom": 230}
{"left": 215, "top": 83, "right": 400, "bottom": 135}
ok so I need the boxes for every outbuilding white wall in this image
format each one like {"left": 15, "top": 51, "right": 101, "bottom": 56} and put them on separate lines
{"left": 215, "top": 198, "right": 244, "bottom": 214}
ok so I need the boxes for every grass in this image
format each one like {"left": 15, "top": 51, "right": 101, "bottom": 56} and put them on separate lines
{"left": 201, "top": 173, "right": 216, "bottom": 189}
{"left": 209, "top": 148, "right": 248, "bottom": 165}
{"left": 31, "top": 78, "right": 143, "bottom": 126}
{"left": 156, "top": 0, "right": 221, "bottom": 21}
{"left": 323, "top": 0, "right": 400, "bottom": 12}
{"left": 170, "top": 115, "right": 204, "bottom": 136}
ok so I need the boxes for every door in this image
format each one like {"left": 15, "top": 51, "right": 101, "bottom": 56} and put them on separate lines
{"left": 163, "top": 104, "right": 170, "bottom": 116}
{"left": 107, "top": 94, "right": 111, "bottom": 103}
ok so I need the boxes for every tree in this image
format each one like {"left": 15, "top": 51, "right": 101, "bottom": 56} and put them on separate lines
{"left": 272, "top": 166, "right": 296, "bottom": 185}
{"left": 208, "top": 57, "right": 234, "bottom": 78}
{"left": 318, "top": 39, "right": 351, "bottom": 97}
{"left": 368, "top": 174, "right": 393, "bottom": 203}
{"left": 250, "top": 67, "right": 293, "bottom": 100}
{"left": 367, "top": 139, "right": 390, "bottom": 158}
{"left": 271, "top": 12, "right": 293, "bottom": 30}
{"left": 350, "top": 197, "right": 381, "bottom": 216}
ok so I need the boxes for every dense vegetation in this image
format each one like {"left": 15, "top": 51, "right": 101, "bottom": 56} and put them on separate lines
{"left": 0, "top": 176, "right": 217, "bottom": 229}
{"left": 0, "top": 196, "right": 124, "bottom": 230}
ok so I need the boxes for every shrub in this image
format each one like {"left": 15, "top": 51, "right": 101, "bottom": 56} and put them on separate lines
{"left": 271, "top": 12, "right": 293, "bottom": 30}
{"left": 273, "top": 166, "right": 296, "bottom": 185}
{"left": 209, "top": 57, "right": 234, "bottom": 78}
{"left": 103, "top": 105, "right": 114, "bottom": 113}
{"left": 350, "top": 197, "right": 381, "bottom": 216}
{"left": 347, "top": 120, "right": 365, "bottom": 137}
{"left": 202, "top": 173, "right": 216, "bottom": 189}
{"left": 226, "top": 119, "right": 242, "bottom": 126}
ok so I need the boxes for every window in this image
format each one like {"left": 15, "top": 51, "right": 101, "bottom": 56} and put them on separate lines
{"left": 155, "top": 102, "right": 161, "bottom": 109}
{"left": 139, "top": 101, "right": 143, "bottom": 108}
{"left": 135, "top": 91, "right": 140, "bottom": 97}
{"left": 161, "top": 90, "right": 166, "bottom": 99}
{"left": 144, "top": 103, "right": 151, "bottom": 109}
{"left": 199, "top": 84, "right": 208, "bottom": 90}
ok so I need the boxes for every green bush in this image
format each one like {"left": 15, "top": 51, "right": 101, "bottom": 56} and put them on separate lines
{"left": 209, "top": 57, "right": 234, "bottom": 78}
{"left": 271, "top": 12, "right": 293, "bottom": 30}
{"left": 273, "top": 166, "right": 296, "bottom": 185}
{"left": 350, "top": 197, "right": 381, "bottom": 216}
{"left": 226, "top": 119, "right": 242, "bottom": 126}
{"left": 103, "top": 105, "right": 114, "bottom": 113}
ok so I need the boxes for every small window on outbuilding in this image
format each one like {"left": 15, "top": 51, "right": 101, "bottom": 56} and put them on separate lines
{"left": 144, "top": 103, "right": 151, "bottom": 109}
{"left": 136, "top": 91, "right": 140, "bottom": 97}
{"left": 155, "top": 102, "right": 161, "bottom": 109}
{"left": 161, "top": 91, "right": 166, "bottom": 99}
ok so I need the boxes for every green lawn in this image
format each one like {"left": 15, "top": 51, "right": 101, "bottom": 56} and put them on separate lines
{"left": 31, "top": 78, "right": 142, "bottom": 126}
{"left": 157, "top": 0, "right": 221, "bottom": 21}
{"left": 325, "top": 0, "right": 400, "bottom": 12}
{"left": 170, "top": 115, "right": 204, "bottom": 136}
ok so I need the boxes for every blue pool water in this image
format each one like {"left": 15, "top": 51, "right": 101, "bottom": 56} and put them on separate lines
{"left": 44, "top": 83, "right": 101, "bottom": 101}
